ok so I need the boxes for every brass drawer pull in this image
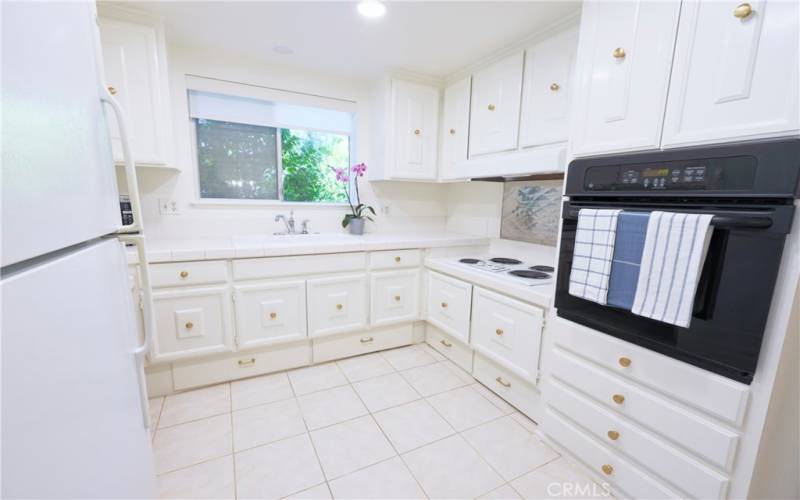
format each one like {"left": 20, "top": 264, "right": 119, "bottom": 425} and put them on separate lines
{"left": 394, "top": 295, "right": 401, "bottom": 302}
{"left": 612, "top": 394, "right": 625, "bottom": 405}
{"left": 394, "top": 256, "right": 401, "bottom": 262}
{"left": 601, "top": 464, "right": 614, "bottom": 476}
{"left": 496, "top": 376, "right": 511, "bottom": 388}
{"left": 495, "top": 328, "right": 504, "bottom": 336}
{"left": 336, "top": 303, "right": 343, "bottom": 311}
{"left": 414, "top": 129, "right": 421, "bottom": 135}
{"left": 179, "top": 271, "right": 189, "bottom": 278}
{"left": 440, "top": 339, "right": 452, "bottom": 348}
{"left": 238, "top": 358, "right": 256, "bottom": 367}
{"left": 449, "top": 128, "right": 456, "bottom": 135}
{"left": 618, "top": 356, "right": 631, "bottom": 367}
{"left": 734, "top": 3, "right": 753, "bottom": 18}
{"left": 550, "top": 83, "right": 560, "bottom": 91}
{"left": 184, "top": 321, "right": 194, "bottom": 330}
{"left": 440, "top": 302, "right": 448, "bottom": 308}
{"left": 487, "top": 103, "right": 496, "bottom": 111}
{"left": 269, "top": 312, "right": 277, "bottom": 320}
{"left": 612, "top": 47, "right": 626, "bottom": 59}
{"left": 607, "top": 430, "right": 620, "bottom": 441}
{"left": 107, "top": 85, "right": 117, "bottom": 95}
{"left": 360, "top": 336, "right": 374, "bottom": 343}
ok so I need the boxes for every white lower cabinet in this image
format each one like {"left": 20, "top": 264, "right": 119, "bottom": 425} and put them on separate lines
{"left": 152, "top": 285, "right": 234, "bottom": 362}
{"left": 426, "top": 324, "right": 473, "bottom": 373}
{"left": 472, "top": 353, "right": 540, "bottom": 418}
{"left": 233, "top": 279, "right": 307, "bottom": 349}
{"left": 313, "top": 324, "right": 414, "bottom": 364}
{"left": 370, "top": 270, "right": 420, "bottom": 327}
{"left": 307, "top": 273, "right": 368, "bottom": 338}
{"left": 426, "top": 271, "right": 472, "bottom": 343}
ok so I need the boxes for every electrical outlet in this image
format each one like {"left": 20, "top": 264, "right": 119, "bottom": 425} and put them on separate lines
{"left": 381, "top": 205, "right": 391, "bottom": 216}
{"left": 158, "top": 198, "right": 181, "bottom": 215}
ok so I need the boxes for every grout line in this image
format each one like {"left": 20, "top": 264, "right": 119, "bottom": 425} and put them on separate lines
{"left": 228, "top": 383, "right": 239, "bottom": 500}
{"left": 291, "top": 369, "right": 331, "bottom": 493}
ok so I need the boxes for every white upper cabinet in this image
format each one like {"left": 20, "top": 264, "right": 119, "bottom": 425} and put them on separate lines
{"left": 390, "top": 80, "right": 440, "bottom": 180}
{"left": 569, "top": 1, "right": 681, "bottom": 157}
{"left": 469, "top": 52, "right": 524, "bottom": 156}
{"left": 439, "top": 77, "right": 471, "bottom": 180}
{"left": 98, "top": 13, "right": 172, "bottom": 167}
{"left": 519, "top": 26, "right": 579, "bottom": 148}
{"left": 662, "top": 0, "right": 800, "bottom": 148}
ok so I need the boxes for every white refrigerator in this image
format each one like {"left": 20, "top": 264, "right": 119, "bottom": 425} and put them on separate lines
{"left": 2, "top": 1, "right": 157, "bottom": 497}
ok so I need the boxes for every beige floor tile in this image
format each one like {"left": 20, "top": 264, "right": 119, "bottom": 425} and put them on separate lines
{"left": 310, "top": 415, "right": 396, "bottom": 480}
{"left": 283, "top": 482, "right": 332, "bottom": 499}
{"left": 235, "top": 434, "right": 325, "bottom": 499}
{"left": 297, "top": 385, "right": 368, "bottom": 430}
{"left": 462, "top": 415, "right": 559, "bottom": 481}
{"left": 442, "top": 359, "right": 475, "bottom": 384}
{"left": 329, "top": 457, "right": 425, "bottom": 499}
{"left": 400, "top": 362, "right": 470, "bottom": 396}
{"left": 416, "top": 342, "right": 446, "bottom": 361}
{"left": 426, "top": 385, "right": 504, "bottom": 431}
{"left": 352, "top": 372, "right": 420, "bottom": 412}
{"left": 159, "top": 384, "right": 231, "bottom": 428}
{"left": 231, "top": 372, "right": 294, "bottom": 411}
{"left": 288, "top": 363, "right": 349, "bottom": 396}
{"left": 233, "top": 398, "right": 307, "bottom": 452}
{"left": 473, "top": 383, "right": 517, "bottom": 415}
{"left": 402, "top": 434, "right": 504, "bottom": 499}
{"left": 156, "top": 455, "right": 235, "bottom": 499}
{"left": 479, "top": 484, "right": 522, "bottom": 499}
{"left": 373, "top": 399, "right": 454, "bottom": 453}
{"left": 509, "top": 412, "right": 538, "bottom": 434}
{"left": 381, "top": 345, "right": 437, "bottom": 371}
{"left": 148, "top": 397, "right": 164, "bottom": 428}
{"left": 337, "top": 352, "right": 395, "bottom": 382}
{"left": 152, "top": 414, "right": 232, "bottom": 474}
{"left": 510, "top": 458, "right": 610, "bottom": 499}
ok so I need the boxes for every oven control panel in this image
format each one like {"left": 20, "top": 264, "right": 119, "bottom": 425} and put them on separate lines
{"left": 618, "top": 165, "right": 707, "bottom": 190}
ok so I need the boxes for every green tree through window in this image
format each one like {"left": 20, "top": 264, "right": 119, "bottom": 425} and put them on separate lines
{"left": 281, "top": 129, "right": 349, "bottom": 203}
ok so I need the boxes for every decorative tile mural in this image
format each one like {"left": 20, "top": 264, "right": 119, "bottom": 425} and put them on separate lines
{"left": 500, "top": 179, "right": 562, "bottom": 246}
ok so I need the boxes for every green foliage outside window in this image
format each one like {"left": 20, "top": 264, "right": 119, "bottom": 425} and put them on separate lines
{"left": 281, "top": 129, "right": 349, "bottom": 203}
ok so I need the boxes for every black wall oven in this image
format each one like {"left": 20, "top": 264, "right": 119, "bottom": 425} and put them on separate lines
{"left": 556, "top": 139, "right": 800, "bottom": 384}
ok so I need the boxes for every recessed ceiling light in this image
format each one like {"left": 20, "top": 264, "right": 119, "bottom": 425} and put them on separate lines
{"left": 272, "top": 45, "right": 294, "bottom": 55}
{"left": 357, "top": 0, "right": 386, "bottom": 19}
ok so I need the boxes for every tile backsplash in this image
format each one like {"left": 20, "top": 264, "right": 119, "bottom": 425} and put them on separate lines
{"left": 500, "top": 179, "right": 562, "bottom": 246}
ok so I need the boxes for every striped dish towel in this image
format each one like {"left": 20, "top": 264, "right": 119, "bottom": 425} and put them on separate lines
{"left": 632, "top": 211, "right": 715, "bottom": 327}
{"left": 568, "top": 208, "right": 622, "bottom": 304}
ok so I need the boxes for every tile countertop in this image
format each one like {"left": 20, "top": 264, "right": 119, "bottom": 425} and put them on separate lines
{"left": 424, "top": 257, "right": 554, "bottom": 309}
{"left": 127, "top": 232, "right": 490, "bottom": 264}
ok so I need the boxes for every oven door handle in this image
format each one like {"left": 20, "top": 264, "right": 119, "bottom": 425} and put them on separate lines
{"left": 564, "top": 209, "right": 773, "bottom": 229}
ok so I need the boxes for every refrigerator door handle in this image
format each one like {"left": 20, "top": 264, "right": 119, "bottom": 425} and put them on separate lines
{"left": 100, "top": 87, "right": 144, "bottom": 235}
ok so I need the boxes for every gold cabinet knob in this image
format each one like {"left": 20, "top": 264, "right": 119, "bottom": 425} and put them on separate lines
{"left": 612, "top": 394, "right": 625, "bottom": 405}
{"left": 496, "top": 376, "right": 511, "bottom": 388}
{"left": 607, "top": 430, "right": 620, "bottom": 441}
{"left": 734, "top": 3, "right": 753, "bottom": 18}
{"left": 612, "top": 47, "right": 626, "bottom": 59}
{"left": 360, "top": 336, "right": 374, "bottom": 343}
{"left": 618, "top": 356, "right": 631, "bottom": 367}
{"left": 179, "top": 271, "right": 189, "bottom": 278}
{"left": 601, "top": 464, "right": 614, "bottom": 476}
{"left": 336, "top": 303, "right": 343, "bottom": 310}
{"left": 440, "top": 302, "right": 448, "bottom": 308}
{"left": 394, "top": 256, "right": 401, "bottom": 263}
{"left": 440, "top": 339, "right": 452, "bottom": 348}
{"left": 487, "top": 103, "right": 496, "bottom": 111}
{"left": 185, "top": 321, "right": 194, "bottom": 330}
{"left": 107, "top": 85, "right": 117, "bottom": 95}
{"left": 394, "top": 295, "right": 401, "bottom": 302}
{"left": 449, "top": 128, "right": 456, "bottom": 135}
{"left": 495, "top": 328, "right": 504, "bottom": 336}
{"left": 269, "top": 312, "right": 277, "bottom": 320}
{"left": 549, "top": 83, "right": 560, "bottom": 91}
{"left": 414, "top": 129, "right": 421, "bottom": 135}
{"left": 238, "top": 358, "right": 256, "bottom": 366}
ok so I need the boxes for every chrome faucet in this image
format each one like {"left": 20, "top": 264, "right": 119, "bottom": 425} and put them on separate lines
{"left": 274, "top": 210, "right": 296, "bottom": 234}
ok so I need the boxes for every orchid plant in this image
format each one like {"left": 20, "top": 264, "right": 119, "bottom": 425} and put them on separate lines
{"left": 331, "top": 162, "right": 376, "bottom": 228}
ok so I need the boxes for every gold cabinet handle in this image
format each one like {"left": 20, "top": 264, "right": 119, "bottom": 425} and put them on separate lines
{"left": 618, "top": 356, "right": 631, "bottom": 368}
{"left": 449, "top": 128, "right": 456, "bottom": 135}
{"left": 495, "top": 328, "right": 504, "bottom": 336}
{"left": 394, "top": 295, "right": 401, "bottom": 302}
{"left": 549, "top": 83, "right": 560, "bottom": 91}
{"left": 269, "top": 312, "right": 277, "bottom": 320}
{"left": 238, "top": 358, "right": 256, "bottom": 367}
{"left": 612, "top": 47, "right": 626, "bottom": 59}
{"left": 607, "top": 430, "right": 620, "bottom": 441}
{"left": 179, "top": 271, "right": 189, "bottom": 278}
{"left": 336, "top": 303, "right": 343, "bottom": 311}
{"left": 414, "top": 129, "right": 421, "bottom": 135}
{"left": 487, "top": 103, "right": 496, "bottom": 111}
{"left": 184, "top": 321, "right": 194, "bottom": 330}
{"left": 440, "top": 339, "right": 452, "bottom": 348}
{"left": 612, "top": 394, "right": 625, "bottom": 405}
{"left": 360, "top": 336, "right": 374, "bottom": 343}
{"left": 496, "top": 376, "right": 511, "bottom": 388}
{"left": 440, "top": 302, "right": 448, "bottom": 308}
{"left": 394, "top": 256, "right": 401, "bottom": 263}
{"left": 734, "top": 3, "right": 753, "bottom": 18}
{"left": 107, "top": 85, "right": 117, "bottom": 95}
{"left": 601, "top": 464, "right": 614, "bottom": 476}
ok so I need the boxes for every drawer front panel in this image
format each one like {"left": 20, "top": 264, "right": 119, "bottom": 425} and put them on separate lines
{"left": 151, "top": 260, "right": 228, "bottom": 288}
{"left": 544, "top": 407, "right": 680, "bottom": 499}
{"left": 551, "top": 348, "right": 739, "bottom": 471}
{"left": 554, "top": 318, "right": 749, "bottom": 427}
{"left": 313, "top": 324, "right": 414, "bottom": 364}
{"left": 234, "top": 279, "right": 307, "bottom": 349}
{"left": 307, "top": 274, "right": 368, "bottom": 337}
{"left": 371, "top": 270, "right": 420, "bottom": 327}
{"left": 547, "top": 379, "right": 729, "bottom": 499}
{"left": 152, "top": 285, "right": 234, "bottom": 361}
{"left": 369, "top": 249, "right": 422, "bottom": 270}
{"left": 471, "top": 287, "right": 543, "bottom": 382}
{"left": 472, "top": 354, "right": 540, "bottom": 420}
{"left": 426, "top": 271, "right": 472, "bottom": 343}
{"left": 426, "top": 325, "right": 473, "bottom": 373}
{"left": 233, "top": 253, "right": 367, "bottom": 281}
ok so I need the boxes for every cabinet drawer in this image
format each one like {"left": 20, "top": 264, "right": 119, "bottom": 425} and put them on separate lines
{"left": 426, "top": 271, "right": 472, "bottom": 343}
{"left": 233, "top": 279, "right": 307, "bottom": 349}
{"left": 550, "top": 348, "right": 739, "bottom": 472}
{"left": 553, "top": 318, "right": 749, "bottom": 427}
{"left": 470, "top": 287, "right": 543, "bottom": 383}
{"left": 313, "top": 324, "right": 414, "bottom": 364}
{"left": 544, "top": 407, "right": 680, "bottom": 499}
{"left": 547, "top": 379, "right": 729, "bottom": 499}
{"left": 233, "top": 253, "right": 366, "bottom": 281}
{"left": 172, "top": 342, "right": 311, "bottom": 390}
{"left": 150, "top": 260, "right": 228, "bottom": 288}
{"left": 151, "top": 285, "right": 234, "bottom": 362}
{"left": 472, "top": 354, "right": 540, "bottom": 420}
{"left": 307, "top": 274, "right": 368, "bottom": 337}
{"left": 369, "top": 249, "right": 422, "bottom": 270}
{"left": 426, "top": 325, "right": 473, "bottom": 373}
{"left": 371, "top": 270, "right": 420, "bottom": 327}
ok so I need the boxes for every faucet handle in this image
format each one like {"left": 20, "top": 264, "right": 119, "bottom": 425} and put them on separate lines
{"left": 301, "top": 219, "right": 310, "bottom": 234}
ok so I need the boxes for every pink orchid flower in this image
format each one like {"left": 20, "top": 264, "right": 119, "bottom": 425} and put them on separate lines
{"left": 351, "top": 163, "right": 367, "bottom": 177}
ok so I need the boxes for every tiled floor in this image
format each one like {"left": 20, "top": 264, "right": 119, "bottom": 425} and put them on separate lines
{"left": 149, "top": 344, "right": 605, "bottom": 499}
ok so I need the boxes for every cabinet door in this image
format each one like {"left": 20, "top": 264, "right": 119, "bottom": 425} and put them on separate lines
{"left": 519, "top": 26, "right": 579, "bottom": 148}
{"left": 440, "top": 77, "right": 471, "bottom": 180}
{"left": 392, "top": 80, "right": 439, "bottom": 180}
{"left": 569, "top": 1, "right": 680, "bottom": 157}
{"left": 469, "top": 52, "right": 524, "bottom": 156}
{"left": 99, "top": 18, "right": 167, "bottom": 165}
{"left": 307, "top": 274, "right": 368, "bottom": 337}
{"left": 370, "top": 270, "right": 420, "bottom": 327}
{"left": 151, "top": 285, "right": 234, "bottom": 362}
{"left": 426, "top": 271, "right": 472, "bottom": 343}
{"left": 662, "top": 0, "right": 800, "bottom": 148}
{"left": 234, "top": 279, "right": 307, "bottom": 349}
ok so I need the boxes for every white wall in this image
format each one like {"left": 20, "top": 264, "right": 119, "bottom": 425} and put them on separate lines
{"left": 444, "top": 181, "right": 504, "bottom": 238}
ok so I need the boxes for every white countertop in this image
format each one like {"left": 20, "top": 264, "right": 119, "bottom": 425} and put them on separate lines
{"left": 129, "top": 232, "right": 490, "bottom": 263}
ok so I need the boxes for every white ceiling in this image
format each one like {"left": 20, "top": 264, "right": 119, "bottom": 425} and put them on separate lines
{"left": 129, "top": 1, "right": 581, "bottom": 80}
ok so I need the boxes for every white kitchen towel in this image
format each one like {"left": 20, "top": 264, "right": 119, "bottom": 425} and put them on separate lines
{"left": 568, "top": 208, "right": 622, "bottom": 304}
{"left": 632, "top": 211, "right": 714, "bottom": 327}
